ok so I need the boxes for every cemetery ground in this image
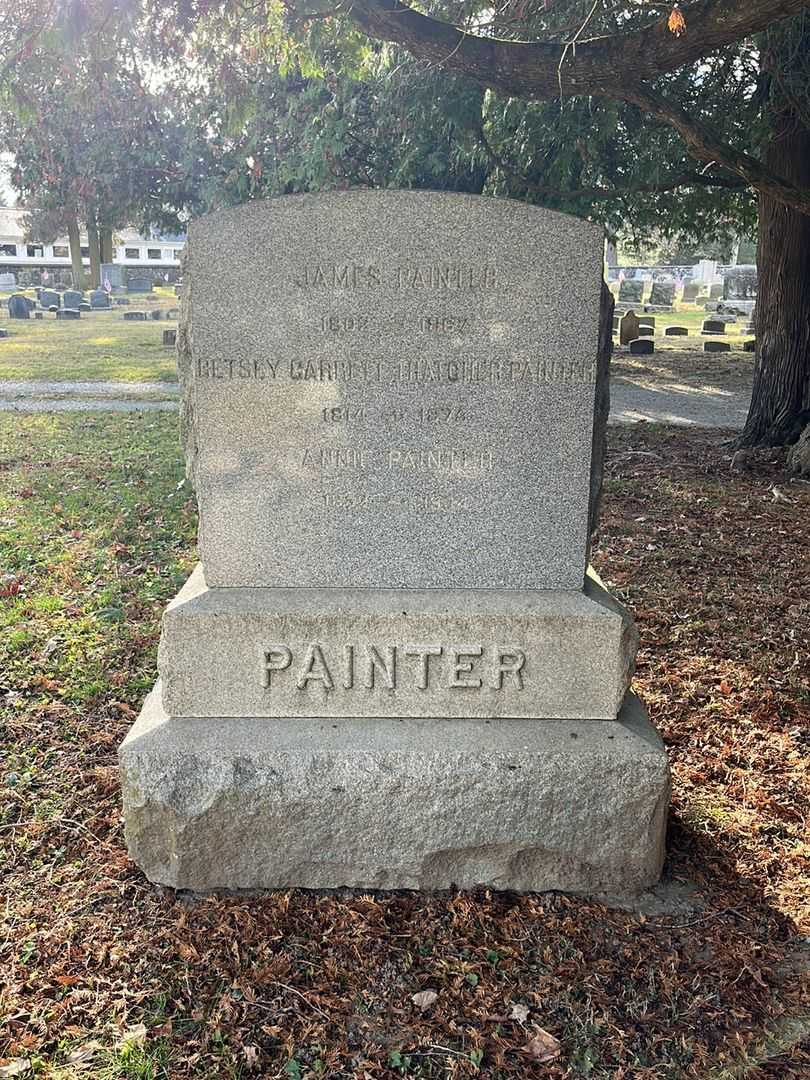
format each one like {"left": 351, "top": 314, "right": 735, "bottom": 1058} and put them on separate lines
{"left": 1, "top": 412, "right": 808, "bottom": 1079}
{"left": 0, "top": 303, "right": 754, "bottom": 427}
{"left": 0, "top": 289, "right": 178, "bottom": 386}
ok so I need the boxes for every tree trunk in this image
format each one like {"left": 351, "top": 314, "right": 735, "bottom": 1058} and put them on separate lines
{"left": 66, "top": 215, "right": 85, "bottom": 289}
{"left": 87, "top": 221, "right": 102, "bottom": 289}
{"left": 99, "top": 226, "right": 114, "bottom": 266}
{"left": 738, "top": 23, "right": 810, "bottom": 447}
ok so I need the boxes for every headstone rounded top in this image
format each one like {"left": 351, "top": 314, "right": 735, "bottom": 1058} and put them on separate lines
{"left": 186, "top": 190, "right": 607, "bottom": 591}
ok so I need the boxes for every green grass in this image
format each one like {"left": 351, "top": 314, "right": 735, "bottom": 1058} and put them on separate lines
{"left": 0, "top": 412, "right": 194, "bottom": 710}
{"left": 0, "top": 287, "right": 180, "bottom": 382}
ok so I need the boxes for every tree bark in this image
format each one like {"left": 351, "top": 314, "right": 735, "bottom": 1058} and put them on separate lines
{"left": 86, "top": 221, "right": 101, "bottom": 289}
{"left": 99, "top": 226, "right": 114, "bottom": 266}
{"left": 66, "top": 214, "right": 85, "bottom": 289}
{"left": 738, "top": 24, "right": 810, "bottom": 447}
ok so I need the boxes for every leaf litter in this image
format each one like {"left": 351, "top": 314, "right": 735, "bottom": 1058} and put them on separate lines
{"left": 0, "top": 415, "right": 808, "bottom": 1077}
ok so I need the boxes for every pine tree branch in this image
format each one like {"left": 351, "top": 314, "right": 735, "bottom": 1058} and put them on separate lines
{"left": 474, "top": 120, "right": 746, "bottom": 200}
{"left": 343, "top": 0, "right": 810, "bottom": 99}
{"left": 623, "top": 82, "right": 810, "bottom": 215}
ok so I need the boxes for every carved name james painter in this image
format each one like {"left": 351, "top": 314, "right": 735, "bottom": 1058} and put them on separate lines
{"left": 263, "top": 643, "right": 526, "bottom": 691}
{"left": 294, "top": 264, "right": 498, "bottom": 289}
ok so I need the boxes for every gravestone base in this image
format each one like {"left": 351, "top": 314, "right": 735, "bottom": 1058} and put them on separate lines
{"left": 156, "top": 565, "right": 638, "bottom": 721}
{"left": 119, "top": 685, "right": 669, "bottom": 895}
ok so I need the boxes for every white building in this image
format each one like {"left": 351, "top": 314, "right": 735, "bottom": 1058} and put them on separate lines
{"left": 0, "top": 207, "right": 184, "bottom": 284}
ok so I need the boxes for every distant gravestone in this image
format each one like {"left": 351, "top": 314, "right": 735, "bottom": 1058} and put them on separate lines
{"left": 150, "top": 309, "right": 164, "bottom": 320}
{"left": 115, "top": 298, "right": 130, "bottom": 306}
{"left": 166, "top": 307, "right": 179, "bottom": 319}
{"left": 0, "top": 272, "right": 16, "bottom": 289}
{"left": 90, "top": 289, "right": 111, "bottom": 309}
{"left": 63, "top": 290, "right": 83, "bottom": 308}
{"left": 703, "top": 319, "right": 726, "bottom": 334}
{"left": 57, "top": 308, "right": 80, "bottom": 320}
{"left": 704, "top": 340, "right": 730, "bottom": 352}
{"left": 649, "top": 281, "right": 675, "bottom": 306}
{"left": 682, "top": 282, "right": 702, "bottom": 301}
{"left": 618, "top": 278, "right": 644, "bottom": 303}
{"left": 163, "top": 328, "right": 177, "bottom": 347}
{"left": 630, "top": 338, "right": 654, "bottom": 355}
{"left": 124, "top": 310, "right": 148, "bottom": 321}
{"left": 638, "top": 325, "right": 654, "bottom": 337}
{"left": 8, "top": 294, "right": 30, "bottom": 319}
{"left": 101, "top": 263, "right": 125, "bottom": 289}
{"left": 665, "top": 326, "right": 688, "bottom": 336}
{"left": 128, "top": 276, "right": 153, "bottom": 293}
{"left": 709, "top": 283, "right": 724, "bottom": 299}
{"left": 619, "top": 310, "right": 640, "bottom": 344}
{"left": 34, "top": 312, "right": 43, "bottom": 320}
{"left": 79, "top": 302, "right": 92, "bottom": 312}
{"left": 40, "top": 289, "right": 60, "bottom": 309}
{"left": 638, "top": 315, "right": 655, "bottom": 327}
{"left": 0, "top": 327, "right": 8, "bottom": 337}
{"left": 723, "top": 266, "right": 757, "bottom": 301}
{"left": 118, "top": 191, "right": 670, "bottom": 895}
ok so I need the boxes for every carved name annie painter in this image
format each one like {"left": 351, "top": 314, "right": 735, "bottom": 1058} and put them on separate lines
{"left": 263, "top": 644, "right": 525, "bottom": 691}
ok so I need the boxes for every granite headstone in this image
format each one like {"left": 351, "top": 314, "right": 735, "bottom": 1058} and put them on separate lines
{"left": 8, "top": 294, "right": 30, "bottom": 319}
{"left": 618, "top": 278, "right": 644, "bottom": 303}
{"left": 119, "top": 191, "right": 669, "bottom": 895}
{"left": 649, "top": 281, "right": 675, "bottom": 306}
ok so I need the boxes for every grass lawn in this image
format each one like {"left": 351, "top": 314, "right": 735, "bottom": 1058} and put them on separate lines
{"left": 1, "top": 414, "right": 808, "bottom": 1078}
{"left": 0, "top": 288, "right": 180, "bottom": 383}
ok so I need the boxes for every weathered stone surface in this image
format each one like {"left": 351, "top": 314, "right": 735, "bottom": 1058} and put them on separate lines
{"left": 649, "top": 282, "right": 675, "bottom": 306}
{"left": 629, "top": 338, "right": 654, "bottom": 355}
{"left": 618, "top": 279, "right": 644, "bottom": 303}
{"left": 158, "top": 565, "right": 637, "bottom": 720}
{"left": 183, "top": 192, "right": 605, "bottom": 591}
{"left": 703, "top": 319, "right": 726, "bottom": 334}
{"left": 619, "top": 310, "right": 639, "bottom": 345}
{"left": 90, "top": 289, "right": 111, "bottom": 309}
{"left": 637, "top": 325, "right": 654, "bottom": 337}
{"left": 119, "top": 684, "right": 670, "bottom": 893}
{"left": 8, "top": 294, "right": 30, "bottom": 319}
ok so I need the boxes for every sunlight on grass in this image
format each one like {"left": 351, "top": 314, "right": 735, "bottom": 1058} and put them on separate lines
{"left": 0, "top": 308, "right": 179, "bottom": 382}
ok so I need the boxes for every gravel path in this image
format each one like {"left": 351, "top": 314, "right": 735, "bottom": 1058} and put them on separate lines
{"left": 0, "top": 379, "right": 179, "bottom": 399}
{"left": 610, "top": 376, "right": 751, "bottom": 428}
{"left": 0, "top": 377, "right": 751, "bottom": 427}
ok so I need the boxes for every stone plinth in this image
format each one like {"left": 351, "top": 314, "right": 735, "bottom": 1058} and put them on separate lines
{"left": 157, "top": 565, "right": 637, "bottom": 720}
{"left": 120, "top": 685, "right": 669, "bottom": 894}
